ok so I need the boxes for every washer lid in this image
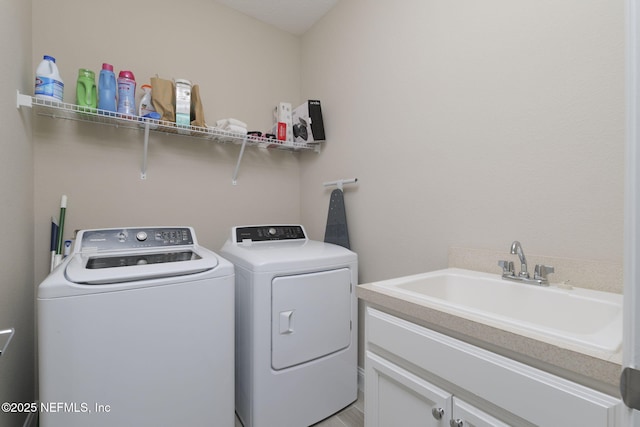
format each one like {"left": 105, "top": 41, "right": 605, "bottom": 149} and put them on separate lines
{"left": 64, "top": 247, "right": 219, "bottom": 285}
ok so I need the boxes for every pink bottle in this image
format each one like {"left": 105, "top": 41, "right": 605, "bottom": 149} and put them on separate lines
{"left": 117, "top": 70, "right": 136, "bottom": 116}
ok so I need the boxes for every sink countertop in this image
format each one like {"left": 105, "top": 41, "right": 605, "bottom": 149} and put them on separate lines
{"left": 357, "top": 283, "right": 622, "bottom": 397}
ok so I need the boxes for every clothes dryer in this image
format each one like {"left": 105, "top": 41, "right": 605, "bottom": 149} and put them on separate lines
{"left": 38, "top": 227, "right": 234, "bottom": 427}
{"left": 220, "top": 225, "right": 358, "bottom": 427}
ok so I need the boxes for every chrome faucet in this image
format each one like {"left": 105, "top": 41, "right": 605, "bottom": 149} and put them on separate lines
{"left": 510, "top": 240, "right": 528, "bottom": 278}
{"left": 499, "top": 241, "right": 554, "bottom": 286}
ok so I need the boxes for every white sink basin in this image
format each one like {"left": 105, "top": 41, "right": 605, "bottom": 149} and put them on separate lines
{"left": 369, "top": 268, "right": 622, "bottom": 357}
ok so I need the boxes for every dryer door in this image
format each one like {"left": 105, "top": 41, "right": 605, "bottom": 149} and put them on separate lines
{"left": 271, "top": 268, "right": 352, "bottom": 370}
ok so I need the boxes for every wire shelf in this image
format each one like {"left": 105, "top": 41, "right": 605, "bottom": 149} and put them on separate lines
{"left": 18, "top": 93, "right": 319, "bottom": 152}
{"left": 17, "top": 92, "right": 321, "bottom": 183}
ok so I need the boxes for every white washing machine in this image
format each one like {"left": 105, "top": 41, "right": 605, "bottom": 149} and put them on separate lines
{"left": 220, "top": 225, "right": 358, "bottom": 427}
{"left": 38, "top": 227, "right": 235, "bottom": 427}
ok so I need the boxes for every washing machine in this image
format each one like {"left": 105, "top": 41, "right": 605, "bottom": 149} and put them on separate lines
{"left": 220, "top": 225, "right": 358, "bottom": 427}
{"left": 38, "top": 227, "right": 235, "bottom": 427}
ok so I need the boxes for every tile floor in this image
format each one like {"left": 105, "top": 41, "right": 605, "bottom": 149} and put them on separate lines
{"left": 234, "top": 390, "right": 364, "bottom": 427}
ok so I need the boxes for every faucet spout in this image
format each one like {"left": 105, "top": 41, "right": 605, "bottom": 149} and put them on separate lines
{"left": 510, "top": 241, "right": 528, "bottom": 277}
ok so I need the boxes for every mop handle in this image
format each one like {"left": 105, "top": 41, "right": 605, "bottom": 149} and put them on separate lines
{"left": 55, "top": 195, "right": 67, "bottom": 255}
{"left": 323, "top": 178, "right": 358, "bottom": 191}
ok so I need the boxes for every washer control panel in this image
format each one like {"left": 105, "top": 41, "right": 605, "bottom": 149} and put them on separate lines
{"left": 234, "top": 225, "right": 306, "bottom": 243}
{"left": 80, "top": 227, "right": 195, "bottom": 251}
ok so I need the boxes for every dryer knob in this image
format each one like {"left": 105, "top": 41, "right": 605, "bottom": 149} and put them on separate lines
{"left": 268, "top": 227, "right": 277, "bottom": 236}
{"left": 136, "top": 231, "right": 148, "bottom": 242}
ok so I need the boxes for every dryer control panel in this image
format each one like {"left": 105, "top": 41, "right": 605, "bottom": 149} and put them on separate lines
{"left": 79, "top": 227, "right": 195, "bottom": 251}
{"left": 234, "top": 225, "right": 306, "bottom": 243}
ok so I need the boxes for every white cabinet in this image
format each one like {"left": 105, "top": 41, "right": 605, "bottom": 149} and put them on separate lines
{"left": 366, "top": 352, "right": 509, "bottom": 427}
{"left": 364, "top": 306, "right": 622, "bottom": 427}
{"left": 366, "top": 352, "right": 451, "bottom": 426}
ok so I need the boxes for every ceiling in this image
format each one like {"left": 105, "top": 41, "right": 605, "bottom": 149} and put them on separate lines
{"left": 215, "top": 0, "right": 339, "bottom": 35}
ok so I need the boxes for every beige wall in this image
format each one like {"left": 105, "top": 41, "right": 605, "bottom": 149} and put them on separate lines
{"left": 17, "top": 0, "right": 627, "bottom": 403}
{"left": 300, "top": 0, "right": 625, "bottom": 286}
{"left": 0, "top": 0, "right": 35, "bottom": 424}
{"left": 32, "top": 0, "right": 303, "bottom": 283}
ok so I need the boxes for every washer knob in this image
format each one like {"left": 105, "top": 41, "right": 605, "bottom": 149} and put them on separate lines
{"left": 268, "top": 227, "right": 277, "bottom": 236}
{"left": 136, "top": 231, "right": 148, "bottom": 242}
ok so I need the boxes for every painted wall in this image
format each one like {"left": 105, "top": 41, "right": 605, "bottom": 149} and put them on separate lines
{"left": 0, "top": 0, "right": 35, "bottom": 424}
{"left": 300, "top": 0, "right": 625, "bottom": 285}
{"left": 19, "top": 0, "right": 627, "bottom": 405}
{"left": 31, "top": 0, "right": 303, "bottom": 283}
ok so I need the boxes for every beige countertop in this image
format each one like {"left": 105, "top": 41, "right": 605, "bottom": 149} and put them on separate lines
{"left": 357, "top": 283, "right": 622, "bottom": 398}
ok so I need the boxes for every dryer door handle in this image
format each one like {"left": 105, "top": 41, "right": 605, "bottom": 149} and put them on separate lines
{"left": 279, "top": 310, "right": 294, "bottom": 334}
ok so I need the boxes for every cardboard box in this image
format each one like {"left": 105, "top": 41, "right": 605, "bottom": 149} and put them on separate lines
{"left": 275, "top": 102, "right": 293, "bottom": 142}
{"left": 175, "top": 79, "right": 192, "bottom": 134}
{"left": 292, "top": 100, "right": 325, "bottom": 143}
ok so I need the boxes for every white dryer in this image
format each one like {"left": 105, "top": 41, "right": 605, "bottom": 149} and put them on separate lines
{"left": 220, "top": 225, "right": 358, "bottom": 427}
{"left": 38, "top": 227, "right": 235, "bottom": 427}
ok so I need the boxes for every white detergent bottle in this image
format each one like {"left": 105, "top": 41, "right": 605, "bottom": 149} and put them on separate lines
{"left": 35, "top": 55, "right": 64, "bottom": 102}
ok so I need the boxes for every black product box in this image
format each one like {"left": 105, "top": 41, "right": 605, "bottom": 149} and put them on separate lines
{"left": 292, "top": 100, "right": 325, "bottom": 143}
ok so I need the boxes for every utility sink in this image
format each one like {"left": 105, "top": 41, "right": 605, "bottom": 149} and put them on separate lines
{"left": 368, "top": 268, "right": 622, "bottom": 357}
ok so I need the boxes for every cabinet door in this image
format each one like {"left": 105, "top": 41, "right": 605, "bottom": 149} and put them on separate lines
{"left": 365, "top": 351, "right": 451, "bottom": 427}
{"left": 450, "top": 398, "right": 510, "bottom": 427}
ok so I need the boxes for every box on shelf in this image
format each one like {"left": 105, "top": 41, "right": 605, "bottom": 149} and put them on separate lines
{"left": 175, "top": 79, "right": 192, "bottom": 133}
{"left": 292, "top": 100, "right": 325, "bottom": 143}
{"left": 275, "top": 102, "right": 293, "bottom": 142}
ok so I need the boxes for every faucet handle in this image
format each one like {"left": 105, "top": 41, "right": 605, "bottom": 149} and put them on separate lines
{"left": 498, "top": 260, "right": 514, "bottom": 275}
{"left": 534, "top": 264, "right": 555, "bottom": 281}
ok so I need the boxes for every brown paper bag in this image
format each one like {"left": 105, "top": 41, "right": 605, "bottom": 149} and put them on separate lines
{"left": 191, "top": 84, "right": 206, "bottom": 128}
{"left": 151, "top": 76, "right": 175, "bottom": 122}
